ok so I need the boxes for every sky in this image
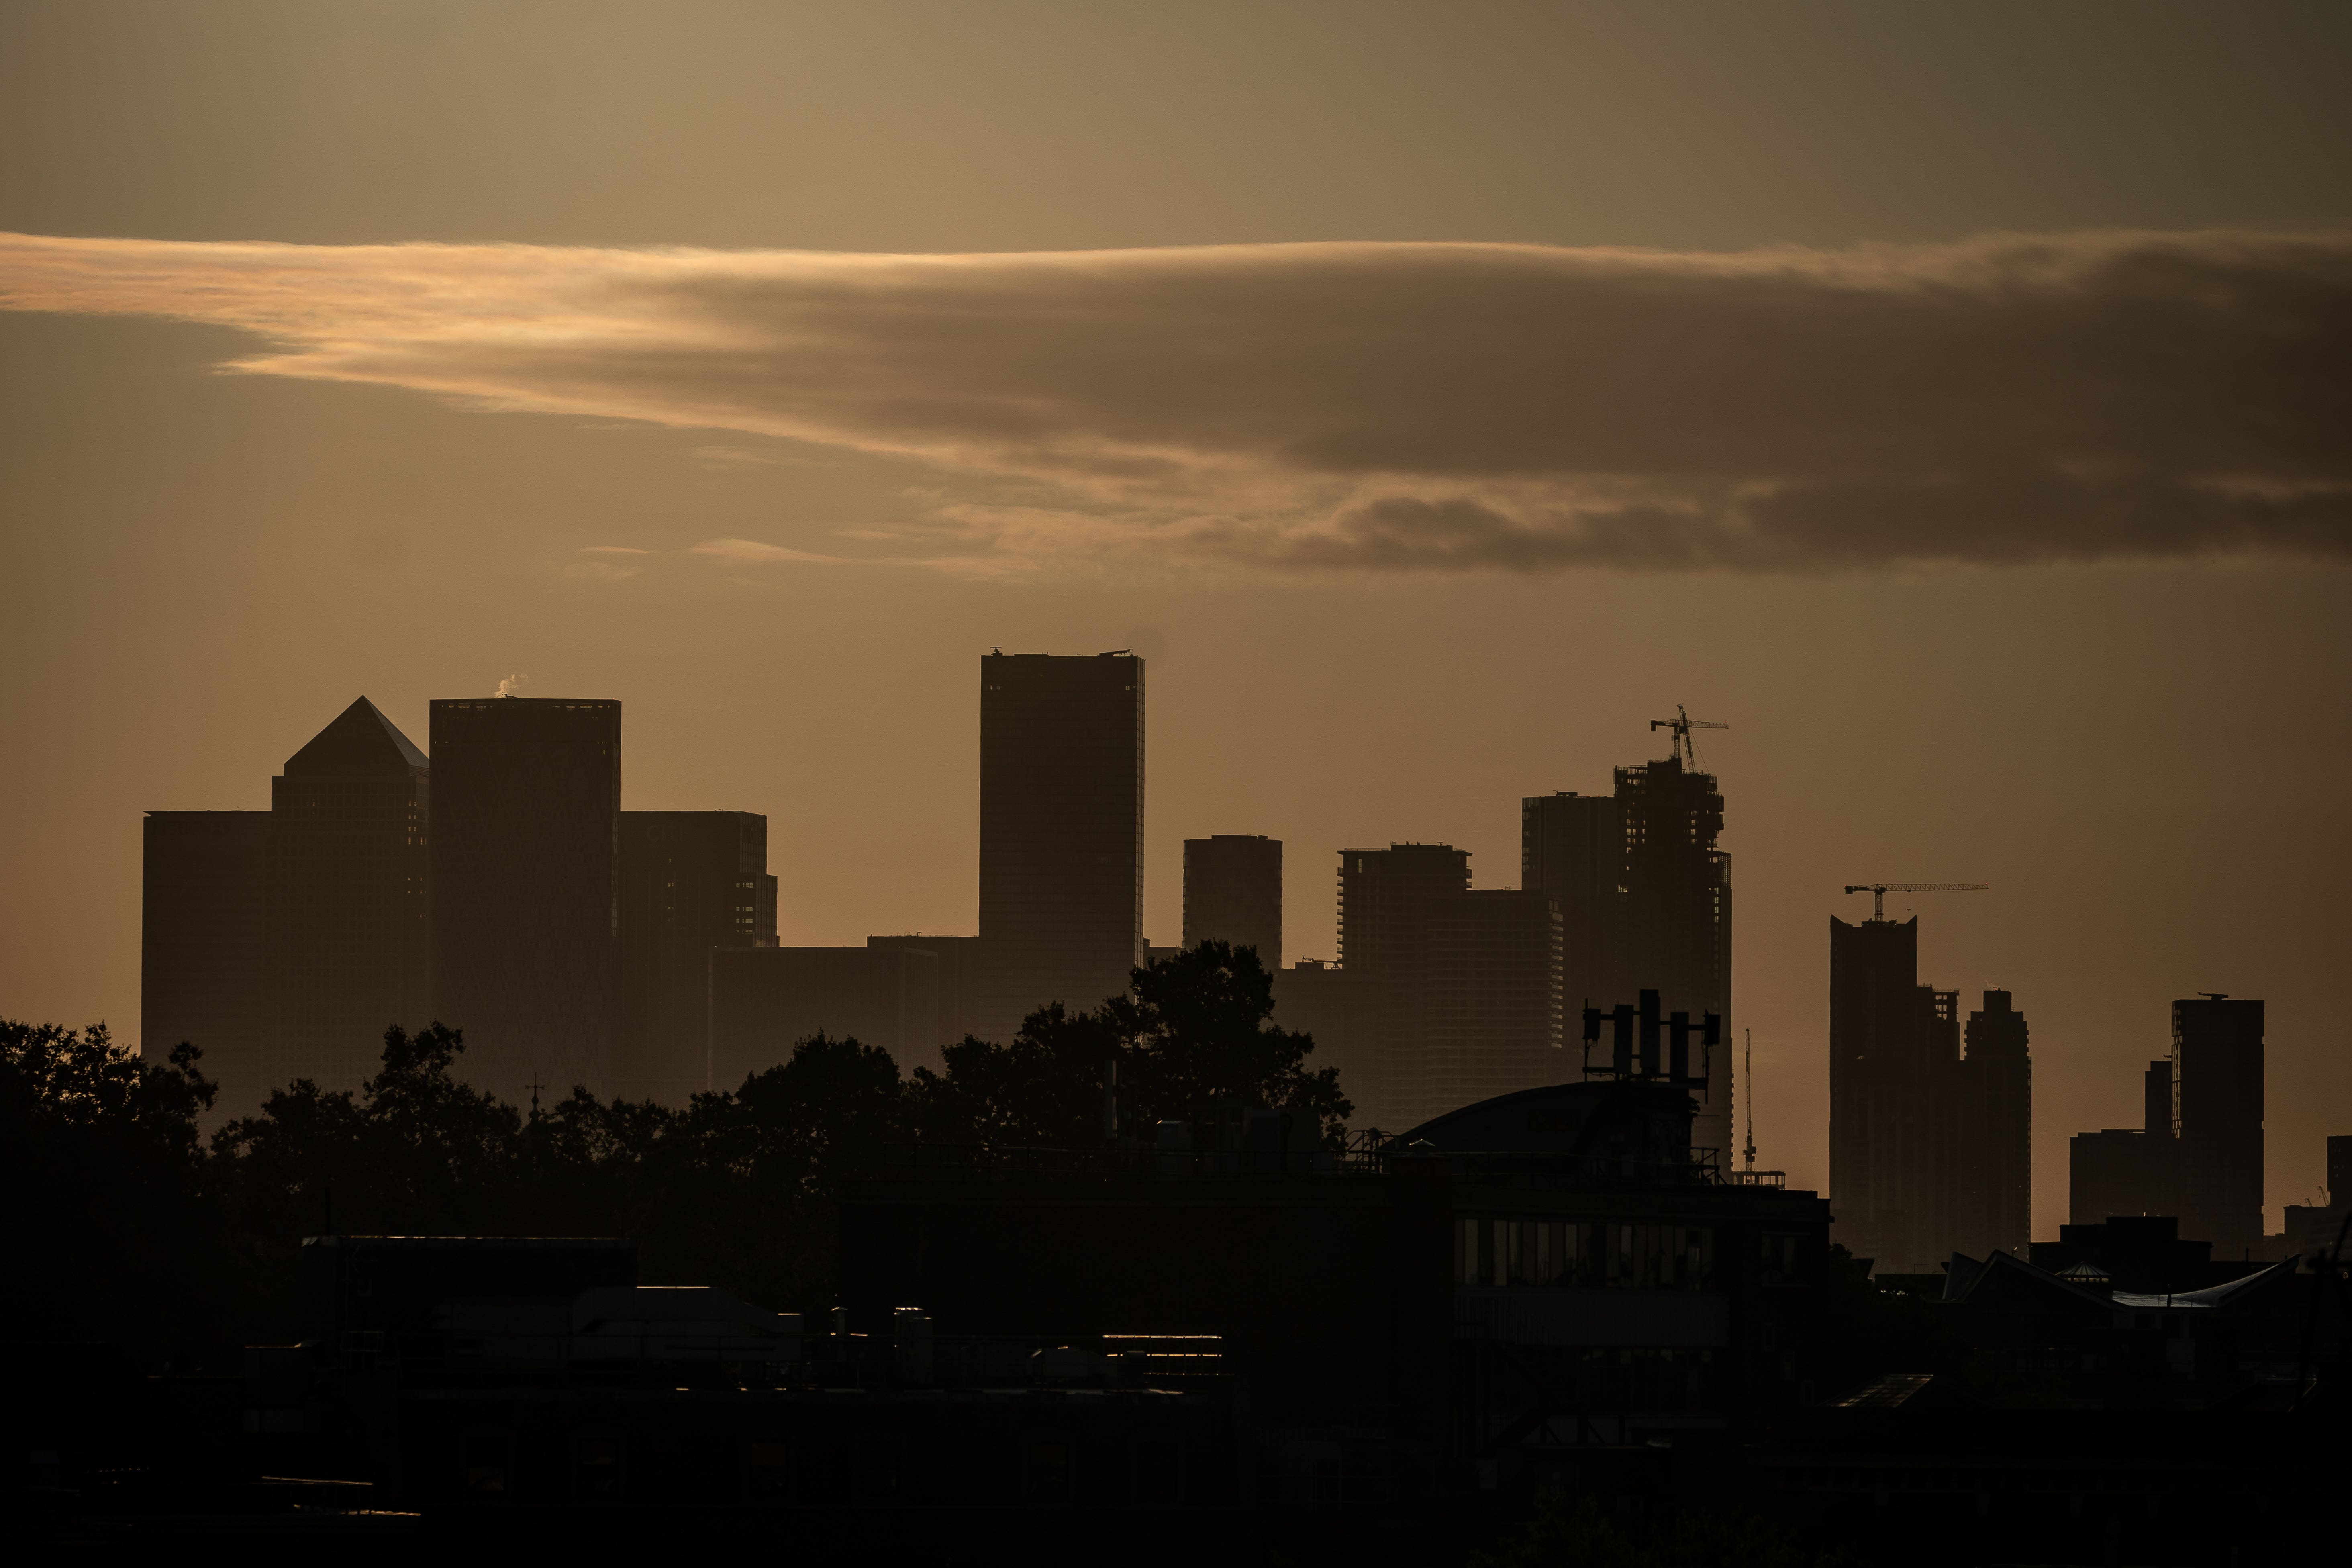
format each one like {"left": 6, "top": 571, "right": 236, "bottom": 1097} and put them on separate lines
{"left": 2, "top": 1, "right": 2348, "bottom": 1237}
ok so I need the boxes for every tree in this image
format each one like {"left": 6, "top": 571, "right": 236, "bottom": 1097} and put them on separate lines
{"left": 1, "top": 1019, "right": 227, "bottom": 1359}
{"left": 212, "top": 1021, "right": 526, "bottom": 1243}
{"left": 1109, "top": 939, "right": 1352, "bottom": 1145}
{"left": 909, "top": 941, "right": 1354, "bottom": 1149}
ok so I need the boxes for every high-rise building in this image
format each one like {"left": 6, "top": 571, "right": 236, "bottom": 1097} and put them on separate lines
{"left": 264, "top": 697, "right": 432, "bottom": 1095}
{"left": 1831, "top": 917, "right": 2034, "bottom": 1270}
{"left": 708, "top": 945, "right": 941, "bottom": 1086}
{"left": 1828, "top": 914, "right": 1952, "bottom": 1274}
{"left": 1955, "top": 990, "right": 2032, "bottom": 1258}
{"left": 616, "top": 811, "right": 774, "bottom": 1105}
{"left": 1424, "top": 889, "right": 1565, "bottom": 1116}
{"left": 429, "top": 696, "right": 621, "bottom": 1104}
{"left": 1520, "top": 791, "right": 1622, "bottom": 1018}
{"left": 975, "top": 652, "right": 1143, "bottom": 1043}
{"left": 1182, "top": 835, "right": 1282, "bottom": 963}
{"left": 1272, "top": 960, "right": 1376, "bottom": 1126}
{"left": 141, "top": 810, "right": 270, "bottom": 1121}
{"left": 1614, "top": 753, "right": 1733, "bottom": 1161}
{"left": 2171, "top": 995, "right": 2264, "bottom": 1260}
{"left": 1338, "top": 843, "right": 1471, "bottom": 1131}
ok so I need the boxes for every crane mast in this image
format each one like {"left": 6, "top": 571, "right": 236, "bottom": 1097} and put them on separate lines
{"left": 1842, "top": 882, "right": 1990, "bottom": 921}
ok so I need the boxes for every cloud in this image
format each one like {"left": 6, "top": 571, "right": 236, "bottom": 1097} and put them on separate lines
{"left": 2, "top": 228, "right": 2346, "bottom": 571}
{"left": 690, "top": 537, "right": 847, "bottom": 564}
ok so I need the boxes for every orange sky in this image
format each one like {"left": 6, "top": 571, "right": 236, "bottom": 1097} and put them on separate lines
{"left": 3, "top": 2, "right": 2348, "bottom": 1237}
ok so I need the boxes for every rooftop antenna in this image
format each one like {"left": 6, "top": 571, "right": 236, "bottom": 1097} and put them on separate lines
{"left": 1842, "top": 882, "right": 1989, "bottom": 922}
{"left": 1649, "top": 704, "right": 1728, "bottom": 769}
{"left": 1742, "top": 1029, "right": 1756, "bottom": 1175}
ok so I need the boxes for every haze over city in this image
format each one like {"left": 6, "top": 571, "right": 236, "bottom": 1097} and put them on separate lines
{"left": 6, "top": 2, "right": 2346, "bottom": 1235}
{"left": 9, "top": 5, "right": 2352, "bottom": 1557}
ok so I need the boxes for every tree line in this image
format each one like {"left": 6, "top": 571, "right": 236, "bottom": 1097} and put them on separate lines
{"left": 2, "top": 941, "right": 1346, "bottom": 1368}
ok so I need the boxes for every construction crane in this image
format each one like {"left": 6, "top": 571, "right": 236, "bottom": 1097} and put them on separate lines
{"left": 1650, "top": 704, "right": 1728, "bottom": 768}
{"left": 1842, "top": 882, "right": 1989, "bottom": 921}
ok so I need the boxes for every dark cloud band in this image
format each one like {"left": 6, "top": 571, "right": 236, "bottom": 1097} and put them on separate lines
{"left": 2, "top": 229, "right": 2345, "bottom": 570}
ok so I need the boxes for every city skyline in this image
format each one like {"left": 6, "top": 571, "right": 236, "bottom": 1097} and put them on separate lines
{"left": 116, "top": 663, "right": 2334, "bottom": 1246}
{"left": 5, "top": 4, "right": 2348, "bottom": 1246}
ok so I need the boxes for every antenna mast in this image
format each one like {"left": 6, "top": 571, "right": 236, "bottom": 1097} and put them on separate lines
{"left": 1742, "top": 1029, "right": 1756, "bottom": 1175}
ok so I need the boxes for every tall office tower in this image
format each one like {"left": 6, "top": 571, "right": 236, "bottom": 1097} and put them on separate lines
{"left": 429, "top": 696, "right": 622, "bottom": 1105}
{"left": 2171, "top": 995, "right": 2265, "bottom": 1259}
{"left": 1954, "top": 989, "right": 2032, "bottom": 1258}
{"left": 142, "top": 811, "right": 270, "bottom": 1121}
{"left": 868, "top": 935, "right": 983, "bottom": 1052}
{"left": 1520, "top": 791, "right": 1624, "bottom": 1021}
{"left": 1272, "top": 960, "right": 1376, "bottom": 1127}
{"left": 1337, "top": 843, "right": 1472, "bottom": 1131}
{"left": 1615, "top": 753, "right": 1734, "bottom": 1161}
{"left": 616, "top": 811, "right": 775, "bottom": 1105}
{"left": 1828, "top": 914, "right": 1965, "bottom": 1273}
{"left": 975, "top": 652, "right": 1144, "bottom": 1043}
{"left": 708, "top": 945, "right": 941, "bottom": 1086}
{"left": 1182, "top": 835, "right": 1283, "bottom": 964}
{"left": 264, "top": 697, "right": 432, "bottom": 1096}
{"left": 1424, "top": 889, "right": 1565, "bottom": 1117}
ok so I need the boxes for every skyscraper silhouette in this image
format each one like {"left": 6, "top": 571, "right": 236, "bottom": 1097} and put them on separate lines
{"left": 141, "top": 809, "right": 270, "bottom": 1119}
{"left": 1338, "top": 843, "right": 1471, "bottom": 1130}
{"left": 975, "top": 653, "right": 1143, "bottom": 1043}
{"left": 1520, "top": 791, "right": 1622, "bottom": 1021}
{"left": 265, "top": 697, "right": 432, "bottom": 1094}
{"left": 1523, "top": 743, "right": 1733, "bottom": 1158}
{"left": 1182, "top": 835, "right": 1282, "bottom": 963}
{"left": 1425, "top": 888, "right": 1565, "bottom": 1116}
{"left": 1957, "top": 990, "right": 2032, "bottom": 1258}
{"left": 429, "top": 696, "right": 621, "bottom": 1103}
{"left": 1829, "top": 913, "right": 1945, "bottom": 1272}
{"left": 1614, "top": 752, "right": 1733, "bottom": 1160}
{"left": 2171, "top": 995, "right": 2264, "bottom": 1259}
{"left": 616, "top": 810, "right": 775, "bottom": 1104}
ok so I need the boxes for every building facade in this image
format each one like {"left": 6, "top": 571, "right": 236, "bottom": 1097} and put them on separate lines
{"left": 1519, "top": 791, "right": 1623, "bottom": 1020}
{"left": 141, "top": 809, "right": 272, "bottom": 1121}
{"left": 867, "top": 935, "right": 984, "bottom": 1054}
{"left": 2171, "top": 996, "right": 2265, "bottom": 1260}
{"left": 975, "top": 652, "right": 1144, "bottom": 1044}
{"left": 1956, "top": 989, "right": 2032, "bottom": 1258}
{"left": 1424, "top": 889, "right": 1566, "bottom": 1117}
{"left": 1613, "top": 754, "right": 1733, "bottom": 1160}
{"left": 616, "top": 811, "right": 775, "bottom": 1105}
{"left": 265, "top": 697, "right": 433, "bottom": 1095}
{"left": 708, "top": 945, "right": 943, "bottom": 1085}
{"left": 429, "top": 696, "right": 622, "bottom": 1104}
{"left": 1181, "top": 835, "right": 1282, "bottom": 965}
{"left": 1272, "top": 960, "right": 1378, "bottom": 1129}
{"left": 1828, "top": 914, "right": 1950, "bottom": 1274}
{"left": 1337, "top": 843, "right": 1472, "bottom": 1131}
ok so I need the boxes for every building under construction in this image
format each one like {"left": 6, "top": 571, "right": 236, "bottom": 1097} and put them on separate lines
{"left": 1522, "top": 715, "right": 1733, "bottom": 1160}
{"left": 1828, "top": 909, "right": 2031, "bottom": 1274}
